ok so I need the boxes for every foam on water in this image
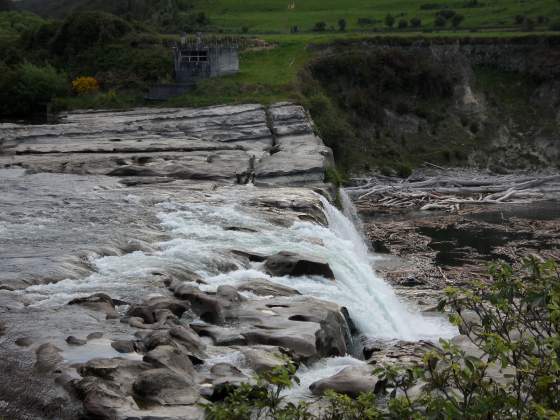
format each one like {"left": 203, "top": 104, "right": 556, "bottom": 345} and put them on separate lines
{"left": 282, "top": 356, "right": 368, "bottom": 401}
{"left": 23, "top": 186, "right": 455, "bottom": 341}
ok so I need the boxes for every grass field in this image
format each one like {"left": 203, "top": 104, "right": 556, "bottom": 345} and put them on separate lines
{"left": 166, "top": 30, "right": 558, "bottom": 108}
{"left": 191, "top": 0, "right": 560, "bottom": 33}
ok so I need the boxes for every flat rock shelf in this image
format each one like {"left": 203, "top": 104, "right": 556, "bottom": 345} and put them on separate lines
{"left": 0, "top": 103, "right": 451, "bottom": 419}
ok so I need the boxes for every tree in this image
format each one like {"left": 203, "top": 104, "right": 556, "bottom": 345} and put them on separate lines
{"left": 384, "top": 14, "right": 395, "bottom": 29}
{"left": 410, "top": 17, "right": 422, "bottom": 28}
{"left": 313, "top": 21, "right": 327, "bottom": 32}
{"left": 436, "top": 9, "right": 456, "bottom": 20}
{"left": 398, "top": 19, "right": 408, "bottom": 29}
{"left": 338, "top": 18, "right": 347, "bottom": 32}
{"left": 451, "top": 14, "right": 465, "bottom": 29}
{"left": 523, "top": 17, "right": 535, "bottom": 31}
{"left": 434, "top": 16, "right": 446, "bottom": 28}
{"left": 0, "top": 62, "right": 68, "bottom": 116}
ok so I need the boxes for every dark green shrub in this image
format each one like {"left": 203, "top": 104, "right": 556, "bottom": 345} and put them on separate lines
{"left": 324, "top": 166, "right": 345, "bottom": 187}
{"left": 50, "top": 11, "right": 132, "bottom": 56}
{"left": 398, "top": 19, "right": 408, "bottom": 29}
{"left": 180, "top": 11, "right": 210, "bottom": 32}
{"left": 436, "top": 9, "right": 457, "bottom": 20}
{"left": 550, "top": 21, "right": 560, "bottom": 31}
{"left": 357, "top": 17, "right": 376, "bottom": 26}
{"left": 395, "top": 102, "right": 410, "bottom": 115}
{"left": 379, "top": 166, "right": 393, "bottom": 176}
{"left": 451, "top": 14, "right": 465, "bottom": 29}
{"left": 396, "top": 162, "right": 413, "bottom": 178}
{"left": 434, "top": 16, "right": 447, "bottom": 27}
{"left": 522, "top": 17, "right": 535, "bottom": 31}
{"left": 454, "top": 149, "right": 467, "bottom": 160}
{"left": 420, "top": 3, "right": 448, "bottom": 10}
{"left": 313, "top": 21, "right": 327, "bottom": 32}
{"left": 410, "top": 17, "right": 422, "bottom": 28}
{"left": 463, "top": 0, "right": 483, "bottom": 7}
{"left": 0, "top": 62, "right": 68, "bottom": 116}
{"left": 338, "top": 18, "right": 347, "bottom": 32}
{"left": 22, "top": 21, "right": 61, "bottom": 50}
{"left": 384, "top": 14, "right": 395, "bottom": 28}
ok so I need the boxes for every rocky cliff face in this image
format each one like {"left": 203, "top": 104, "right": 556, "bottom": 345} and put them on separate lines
{"left": 305, "top": 38, "right": 560, "bottom": 173}
{"left": 0, "top": 103, "right": 347, "bottom": 419}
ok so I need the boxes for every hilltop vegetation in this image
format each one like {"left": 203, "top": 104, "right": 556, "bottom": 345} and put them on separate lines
{"left": 15, "top": 0, "right": 211, "bottom": 32}
{"left": 189, "top": 0, "right": 560, "bottom": 33}
{"left": 12, "top": 0, "right": 560, "bottom": 33}
{"left": 1, "top": 0, "right": 560, "bottom": 173}
{"left": 0, "top": 10, "right": 172, "bottom": 116}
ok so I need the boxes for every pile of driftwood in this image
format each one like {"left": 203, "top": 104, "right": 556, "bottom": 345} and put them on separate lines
{"left": 346, "top": 172, "right": 560, "bottom": 212}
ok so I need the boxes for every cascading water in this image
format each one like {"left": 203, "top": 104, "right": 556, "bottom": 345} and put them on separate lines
{"left": 314, "top": 191, "right": 454, "bottom": 340}
{"left": 24, "top": 186, "right": 454, "bottom": 341}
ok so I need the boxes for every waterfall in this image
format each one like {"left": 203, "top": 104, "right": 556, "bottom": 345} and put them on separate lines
{"left": 311, "top": 191, "right": 454, "bottom": 340}
{"left": 24, "top": 186, "right": 454, "bottom": 341}
{"left": 339, "top": 189, "right": 367, "bottom": 241}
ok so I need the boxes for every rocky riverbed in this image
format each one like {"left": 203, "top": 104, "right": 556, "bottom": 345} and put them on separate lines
{"left": 348, "top": 171, "right": 560, "bottom": 312}
{"left": 0, "top": 104, "right": 454, "bottom": 419}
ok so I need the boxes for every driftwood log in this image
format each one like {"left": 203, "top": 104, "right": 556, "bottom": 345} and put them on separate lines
{"left": 346, "top": 172, "right": 560, "bottom": 212}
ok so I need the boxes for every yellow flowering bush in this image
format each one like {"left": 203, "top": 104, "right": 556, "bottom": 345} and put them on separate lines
{"left": 72, "top": 76, "right": 100, "bottom": 95}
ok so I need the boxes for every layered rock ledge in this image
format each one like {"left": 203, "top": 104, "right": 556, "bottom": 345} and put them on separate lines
{"left": 0, "top": 103, "right": 333, "bottom": 186}
{"left": 0, "top": 103, "right": 348, "bottom": 420}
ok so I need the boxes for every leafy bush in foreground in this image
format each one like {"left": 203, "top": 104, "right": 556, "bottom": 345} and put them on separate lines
{"left": 205, "top": 258, "right": 560, "bottom": 419}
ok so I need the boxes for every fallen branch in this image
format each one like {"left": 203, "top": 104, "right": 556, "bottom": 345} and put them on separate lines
{"left": 349, "top": 171, "right": 560, "bottom": 212}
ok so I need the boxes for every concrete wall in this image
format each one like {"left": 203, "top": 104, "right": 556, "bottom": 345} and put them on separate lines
{"left": 175, "top": 61, "right": 211, "bottom": 83}
{"left": 209, "top": 47, "right": 239, "bottom": 77}
{"left": 174, "top": 47, "right": 239, "bottom": 83}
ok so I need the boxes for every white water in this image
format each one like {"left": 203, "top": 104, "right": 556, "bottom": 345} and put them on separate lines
{"left": 282, "top": 356, "right": 368, "bottom": 401}
{"left": 23, "top": 186, "right": 454, "bottom": 341}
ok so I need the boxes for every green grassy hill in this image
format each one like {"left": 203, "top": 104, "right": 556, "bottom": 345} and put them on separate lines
{"left": 190, "top": 0, "right": 560, "bottom": 33}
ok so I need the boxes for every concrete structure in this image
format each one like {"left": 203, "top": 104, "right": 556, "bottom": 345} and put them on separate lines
{"left": 173, "top": 34, "right": 239, "bottom": 83}
{"left": 146, "top": 34, "right": 239, "bottom": 101}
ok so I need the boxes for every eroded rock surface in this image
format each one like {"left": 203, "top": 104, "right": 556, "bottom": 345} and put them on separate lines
{"left": 0, "top": 103, "right": 333, "bottom": 186}
{"left": 0, "top": 103, "right": 349, "bottom": 419}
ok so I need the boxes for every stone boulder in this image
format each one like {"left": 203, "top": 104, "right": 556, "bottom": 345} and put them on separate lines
{"left": 35, "top": 343, "right": 63, "bottom": 372}
{"left": 174, "top": 284, "right": 229, "bottom": 324}
{"left": 68, "top": 293, "right": 120, "bottom": 319}
{"left": 264, "top": 251, "right": 335, "bottom": 280}
{"left": 144, "top": 345, "right": 196, "bottom": 377}
{"left": 236, "top": 279, "right": 301, "bottom": 297}
{"left": 133, "top": 368, "right": 199, "bottom": 406}
{"left": 310, "top": 366, "right": 379, "bottom": 398}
